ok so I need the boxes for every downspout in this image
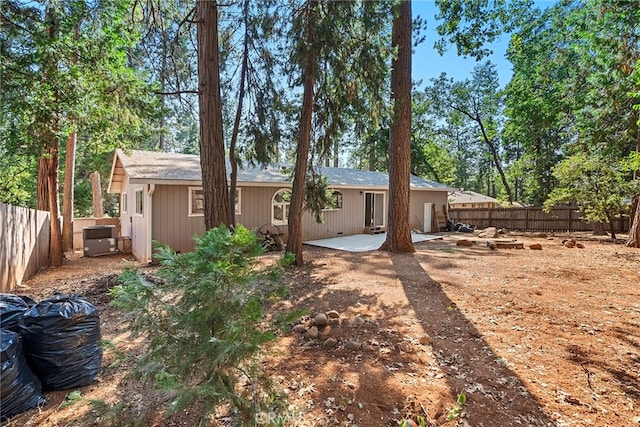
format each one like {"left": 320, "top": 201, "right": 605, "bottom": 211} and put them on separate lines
{"left": 146, "top": 184, "right": 155, "bottom": 263}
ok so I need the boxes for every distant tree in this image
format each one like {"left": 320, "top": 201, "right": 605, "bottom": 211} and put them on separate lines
{"left": 544, "top": 152, "right": 640, "bottom": 240}
{"left": 380, "top": 0, "right": 414, "bottom": 253}
{"left": 426, "top": 62, "right": 513, "bottom": 203}
{"left": 1, "top": 0, "right": 160, "bottom": 263}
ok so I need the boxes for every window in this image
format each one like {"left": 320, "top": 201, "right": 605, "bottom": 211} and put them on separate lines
{"left": 189, "top": 187, "right": 205, "bottom": 216}
{"left": 189, "top": 187, "right": 241, "bottom": 216}
{"left": 272, "top": 189, "right": 291, "bottom": 224}
{"left": 325, "top": 190, "right": 343, "bottom": 210}
{"left": 234, "top": 188, "right": 242, "bottom": 215}
{"left": 135, "top": 189, "right": 144, "bottom": 215}
{"left": 121, "top": 192, "right": 128, "bottom": 214}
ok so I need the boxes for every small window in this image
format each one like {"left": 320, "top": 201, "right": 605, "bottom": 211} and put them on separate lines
{"left": 135, "top": 189, "right": 144, "bottom": 215}
{"left": 189, "top": 187, "right": 240, "bottom": 216}
{"left": 121, "top": 192, "right": 128, "bottom": 214}
{"left": 189, "top": 187, "right": 205, "bottom": 216}
{"left": 272, "top": 189, "right": 291, "bottom": 225}
{"left": 235, "top": 188, "right": 242, "bottom": 215}
{"left": 325, "top": 190, "right": 343, "bottom": 210}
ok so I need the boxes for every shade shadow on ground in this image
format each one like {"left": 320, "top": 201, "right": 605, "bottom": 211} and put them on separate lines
{"left": 391, "top": 253, "right": 555, "bottom": 426}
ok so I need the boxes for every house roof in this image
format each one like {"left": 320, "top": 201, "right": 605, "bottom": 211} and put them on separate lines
{"left": 108, "top": 149, "right": 455, "bottom": 193}
{"left": 449, "top": 190, "right": 499, "bottom": 204}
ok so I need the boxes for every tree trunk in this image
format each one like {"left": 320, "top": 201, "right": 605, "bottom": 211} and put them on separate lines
{"left": 477, "top": 118, "right": 513, "bottom": 203}
{"left": 287, "top": 1, "right": 317, "bottom": 266}
{"left": 606, "top": 212, "right": 617, "bottom": 240}
{"left": 626, "top": 120, "right": 640, "bottom": 247}
{"left": 37, "top": 157, "right": 50, "bottom": 211}
{"left": 379, "top": 0, "right": 414, "bottom": 254}
{"left": 197, "top": 0, "right": 230, "bottom": 230}
{"left": 40, "top": 6, "right": 63, "bottom": 267}
{"left": 62, "top": 131, "right": 76, "bottom": 251}
{"left": 627, "top": 198, "right": 640, "bottom": 247}
{"left": 91, "top": 172, "right": 103, "bottom": 218}
{"left": 42, "top": 145, "right": 63, "bottom": 267}
{"left": 228, "top": 0, "right": 250, "bottom": 227}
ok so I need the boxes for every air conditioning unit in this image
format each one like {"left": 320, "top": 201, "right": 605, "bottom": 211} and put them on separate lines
{"left": 83, "top": 225, "right": 116, "bottom": 257}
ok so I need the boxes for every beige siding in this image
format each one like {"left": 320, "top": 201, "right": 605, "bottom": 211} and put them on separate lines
{"left": 409, "top": 191, "right": 448, "bottom": 232}
{"left": 152, "top": 185, "right": 206, "bottom": 254}
{"left": 236, "top": 186, "right": 284, "bottom": 231}
{"left": 124, "top": 183, "right": 449, "bottom": 260}
{"left": 301, "top": 189, "right": 367, "bottom": 241}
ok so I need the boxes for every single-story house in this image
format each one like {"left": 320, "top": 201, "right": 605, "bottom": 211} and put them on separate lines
{"left": 448, "top": 190, "right": 500, "bottom": 209}
{"left": 107, "top": 149, "right": 455, "bottom": 262}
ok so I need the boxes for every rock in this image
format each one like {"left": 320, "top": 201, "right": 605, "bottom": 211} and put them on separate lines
{"left": 456, "top": 239, "right": 474, "bottom": 247}
{"left": 487, "top": 242, "right": 497, "bottom": 250}
{"left": 350, "top": 316, "right": 365, "bottom": 327}
{"left": 291, "top": 324, "right": 307, "bottom": 334}
{"left": 304, "top": 326, "right": 319, "bottom": 340}
{"left": 396, "top": 342, "right": 412, "bottom": 353}
{"left": 576, "top": 243, "right": 585, "bottom": 249}
{"left": 361, "top": 344, "right": 375, "bottom": 352}
{"left": 498, "top": 228, "right": 509, "bottom": 234}
{"left": 532, "top": 232, "right": 547, "bottom": 238}
{"left": 345, "top": 340, "right": 362, "bottom": 351}
{"left": 529, "top": 243, "right": 543, "bottom": 250}
{"left": 314, "top": 313, "right": 328, "bottom": 327}
{"left": 326, "top": 310, "right": 340, "bottom": 319}
{"left": 419, "top": 335, "right": 432, "bottom": 346}
{"left": 478, "top": 227, "right": 499, "bottom": 238}
{"left": 323, "top": 337, "right": 338, "bottom": 349}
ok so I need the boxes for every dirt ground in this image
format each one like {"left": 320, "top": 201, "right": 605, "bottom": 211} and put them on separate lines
{"left": 4, "top": 231, "right": 640, "bottom": 427}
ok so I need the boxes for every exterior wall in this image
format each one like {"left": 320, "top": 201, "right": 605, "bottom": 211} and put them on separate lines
{"left": 301, "top": 189, "right": 369, "bottom": 241}
{"left": 151, "top": 184, "right": 284, "bottom": 254}
{"left": 119, "top": 176, "right": 149, "bottom": 261}
{"left": 409, "top": 191, "right": 449, "bottom": 232}
{"left": 129, "top": 183, "right": 449, "bottom": 260}
{"left": 152, "top": 184, "right": 206, "bottom": 254}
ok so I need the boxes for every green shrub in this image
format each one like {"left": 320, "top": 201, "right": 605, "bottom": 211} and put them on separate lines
{"left": 111, "top": 225, "right": 290, "bottom": 424}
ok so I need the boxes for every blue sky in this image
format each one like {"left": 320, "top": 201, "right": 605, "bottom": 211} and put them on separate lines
{"left": 411, "top": 1, "right": 514, "bottom": 90}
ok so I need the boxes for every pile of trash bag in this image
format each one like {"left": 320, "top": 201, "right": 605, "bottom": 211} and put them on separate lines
{"left": 20, "top": 295, "right": 103, "bottom": 391}
{"left": 0, "top": 294, "right": 36, "bottom": 332}
{"left": 0, "top": 330, "right": 46, "bottom": 420}
{"left": 446, "top": 220, "right": 476, "bottom": 233}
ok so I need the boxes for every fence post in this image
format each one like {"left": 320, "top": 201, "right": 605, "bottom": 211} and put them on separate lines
{"left": 567, "top": 208, "right": 572, "bottom": 232}
{"left": 525, "top": 208, "right": 529, "bottom": 231}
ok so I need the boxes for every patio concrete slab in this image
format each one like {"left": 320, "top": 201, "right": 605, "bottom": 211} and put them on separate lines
{"left": 303, "top": 233, "right": 442, "bottom": 252}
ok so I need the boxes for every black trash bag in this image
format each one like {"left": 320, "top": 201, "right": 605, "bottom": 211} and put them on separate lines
{"left": 0, "top": 294, "right": 37, "bottom": 333}
{"left": 1, "top": 329, "right": 46, "bottom": 420}
{"left": 20, "top": 295, "right": 102, "bottom": 391}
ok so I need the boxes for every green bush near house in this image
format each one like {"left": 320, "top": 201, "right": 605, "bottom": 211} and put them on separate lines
{"left": 111, "top": 225, "right": 294, "bottom": 424}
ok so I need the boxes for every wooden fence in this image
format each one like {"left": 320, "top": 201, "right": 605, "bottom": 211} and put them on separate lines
{"left": 449, "top": 206, "right": 630, "bottom": 233}
{"left": 1, "top": 202, "right": 51, "bottom": 292}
